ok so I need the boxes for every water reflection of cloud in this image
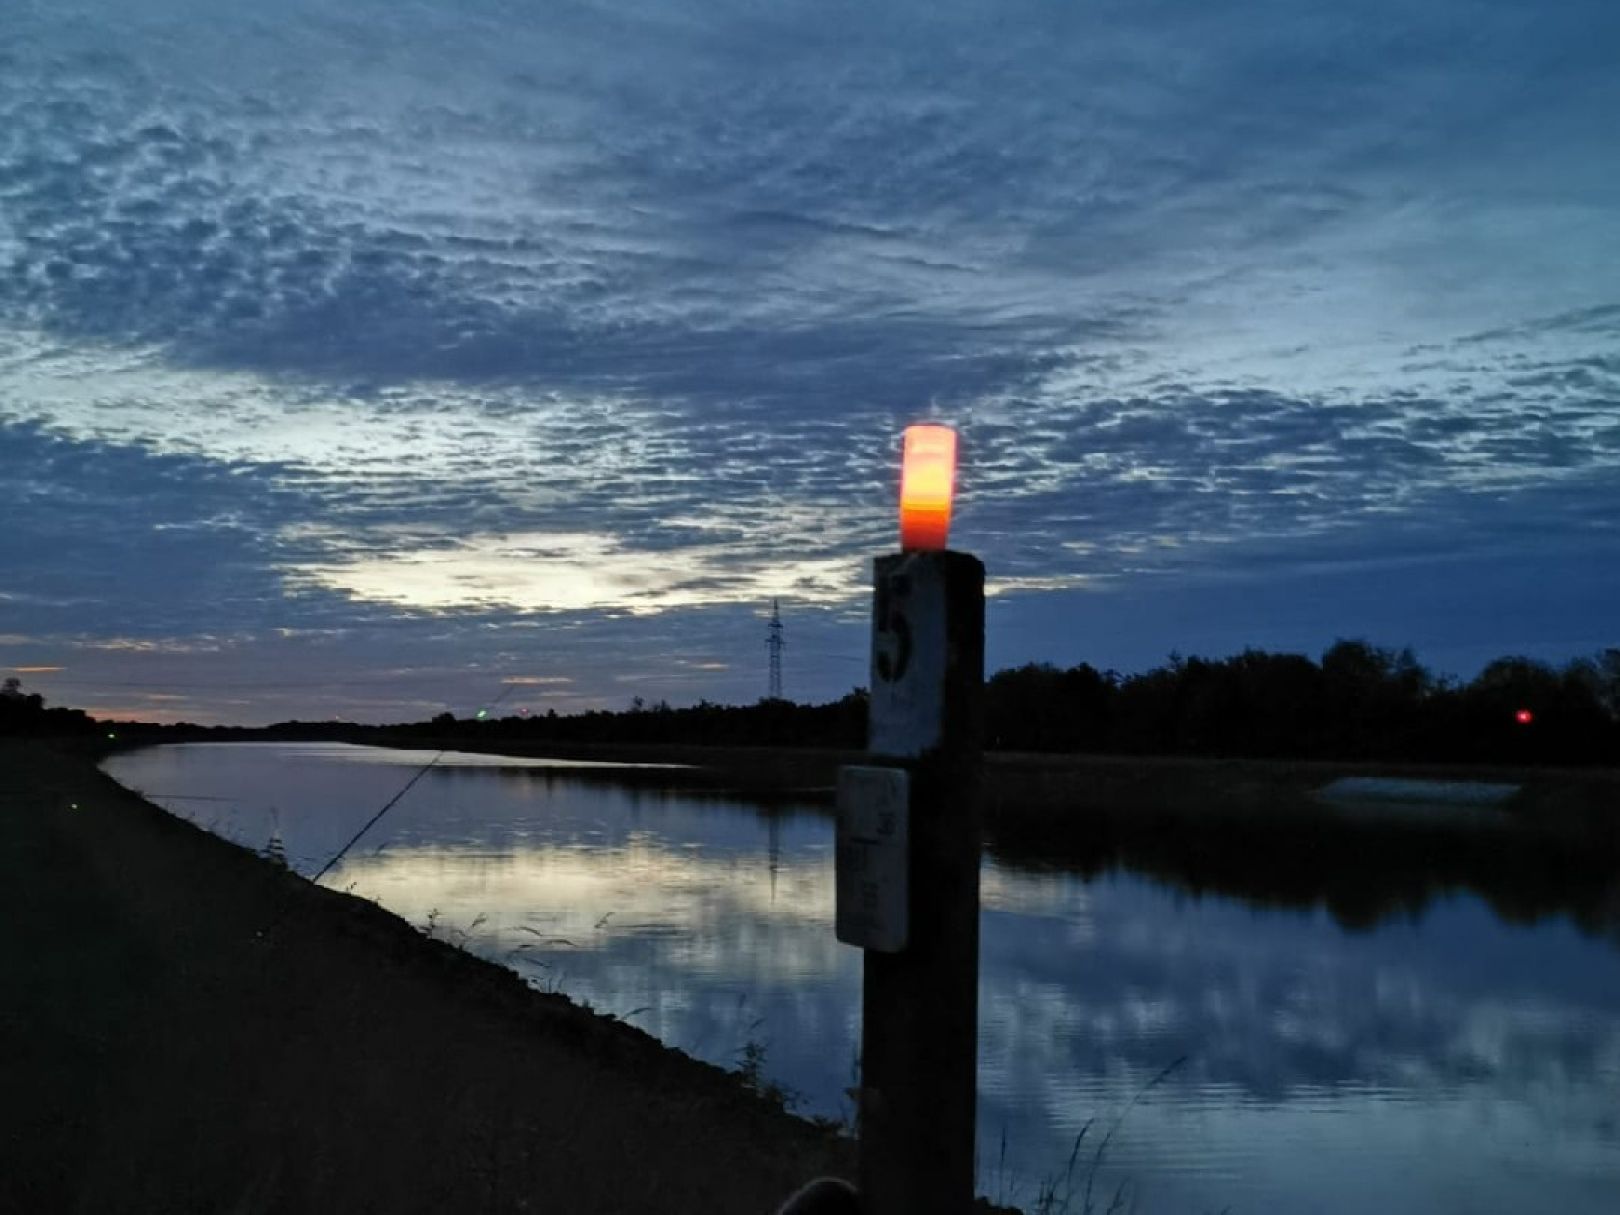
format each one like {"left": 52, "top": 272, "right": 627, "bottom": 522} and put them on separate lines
{"left": 323, "top": 832, "right": 864, "bottom": 1116}
{"left": 979, "top": 881, "right": 1620, "bottom": 1150}
{"left": 269, "top": 742, "right": 686, "bottom": 770}
{"left": 330, "top": 835, "right": 1620, "bottom": 1144}
{"left": 328, "top": 838, "right": 842, "bottom": 980}
{"left": 979, "top": 866, "right": 1095, "bottom": 929}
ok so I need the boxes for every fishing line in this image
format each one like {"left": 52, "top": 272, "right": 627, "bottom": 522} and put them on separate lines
{"left": 252, "top": 744, "right": 444, "bottom": 947}
{"left": 306, "top": 752, "right": 444, "bottom": 886}
{"left": 305, "top": 679, "right": 523, "bottom": 883}
{"left": 256, "top": 681, "right": 517, "bottom": 941}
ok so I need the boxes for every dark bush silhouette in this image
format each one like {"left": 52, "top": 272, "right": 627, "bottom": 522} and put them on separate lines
{"left": 0, "top": 679, "right": 94, "bottom": 737}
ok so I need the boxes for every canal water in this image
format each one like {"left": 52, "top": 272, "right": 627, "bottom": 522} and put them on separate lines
{"left": 103, "top": 742, "right": 1620, "bottom": 1214}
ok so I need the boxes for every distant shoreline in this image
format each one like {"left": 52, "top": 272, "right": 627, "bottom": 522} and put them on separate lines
{"left": 348, "top": 732, "right": 1620, "bottom": 827}
{"left": 99, "top": 729, "right": 1620, "bottom": 846}
{"left": 102, "top": 727, "right": 1620, "bottom": 804}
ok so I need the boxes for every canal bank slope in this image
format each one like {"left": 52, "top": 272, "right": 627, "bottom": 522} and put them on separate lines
{"left": 1, "top": 739, "right": 851, "bottom": 1214}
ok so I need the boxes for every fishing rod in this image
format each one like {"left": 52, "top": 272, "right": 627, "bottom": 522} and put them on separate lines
{"left": 305, "top": 680, "right": 522, "bottom": 884}
{"left": 256, "top": 680, "right": 521, "bottom": 942}
{"left": 306, "top": 754, "right": 443, "bottom": 886}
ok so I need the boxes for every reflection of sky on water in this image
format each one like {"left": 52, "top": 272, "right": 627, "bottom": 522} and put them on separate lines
{"left": 105, "top": 744, "right": 1620, "bottom": 1214}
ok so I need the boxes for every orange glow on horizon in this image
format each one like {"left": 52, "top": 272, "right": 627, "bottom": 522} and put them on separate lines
{"left": 899, "top": 424, "right": 957, "bottom": 551}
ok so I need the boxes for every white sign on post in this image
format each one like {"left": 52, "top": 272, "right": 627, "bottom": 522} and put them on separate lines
{"left": 835, "top": 765, "right": 910, "bottom": 953}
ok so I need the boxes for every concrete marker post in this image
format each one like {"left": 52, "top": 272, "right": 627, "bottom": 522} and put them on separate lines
{"left": 835, "top": 425, "right": 984, "bottom": 1215}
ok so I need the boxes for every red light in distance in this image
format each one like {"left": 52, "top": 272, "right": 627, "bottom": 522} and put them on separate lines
{"left": 1515, "top": 708, "right": 1534, "bottom": 725}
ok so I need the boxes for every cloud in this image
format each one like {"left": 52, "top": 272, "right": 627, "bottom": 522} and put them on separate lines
{"left": 0, "top": 419, "right": 306, "bottom": 631}
{"left": 287, "top": 529, "right": 863, "bottom": 615}
{"left": 0, "top": 420, "right": 870, "bottom": 718}
{"left": 2, "top": 0, "right": 1618, "bottom": 719}
{"left": 7, "top": 1, "right": 1615, "bottom": 390}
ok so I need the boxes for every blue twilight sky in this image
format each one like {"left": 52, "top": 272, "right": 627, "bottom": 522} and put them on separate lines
{"left": 3, "top": 0, "right": 1617, "bottom": 725}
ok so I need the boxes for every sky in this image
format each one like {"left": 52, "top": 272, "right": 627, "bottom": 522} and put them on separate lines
{"left": 3, "top": 0, "right": 1617, "bottom": 725}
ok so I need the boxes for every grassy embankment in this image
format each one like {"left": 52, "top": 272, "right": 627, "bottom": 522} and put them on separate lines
{"left": 1, "top": 737, "right": 852, "bottom": 1214}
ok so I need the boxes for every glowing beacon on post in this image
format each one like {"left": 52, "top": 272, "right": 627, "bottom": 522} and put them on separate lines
{"left": 899, "top": 424, "right": 958, "bottom": 551}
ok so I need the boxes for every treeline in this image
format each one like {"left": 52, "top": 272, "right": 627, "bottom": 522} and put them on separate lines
{"left": 8, "top": 641, "right": 1620, "bottom": 766}
{"left": 0, "top": 678, "right": 95, "bottom": 736}
{"left": 395, "top": 640, "right": 1619, "bottom": 766}
{"left": 422, "top": 693, "right": 870, "bottom": 751}
{"left": 985, "top": 641, "right": 1620, "bottom": 765}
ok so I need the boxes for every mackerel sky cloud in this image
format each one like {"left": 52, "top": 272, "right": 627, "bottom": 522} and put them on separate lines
{"left": 3, "top": 0, "right": 1617, "bottom": 724}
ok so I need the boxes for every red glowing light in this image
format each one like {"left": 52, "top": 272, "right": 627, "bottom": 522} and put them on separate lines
{"left": 899, "top": 424, "right": 957, "bottom": 551}
{"left": 1515, "top": 708, "right": 1534, "bottom": 725}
